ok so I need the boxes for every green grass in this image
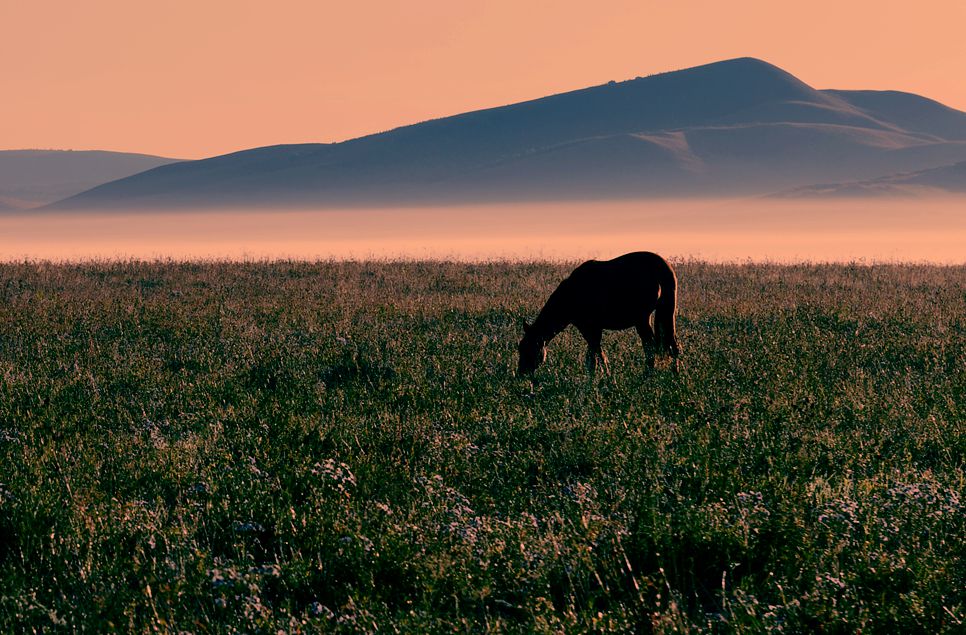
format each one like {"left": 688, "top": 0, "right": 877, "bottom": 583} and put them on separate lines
{"left": 0, "top": 260, "right": 963, "bottom": 633}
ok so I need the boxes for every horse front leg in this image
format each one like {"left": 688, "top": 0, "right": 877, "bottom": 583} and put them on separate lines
{"left": 585, "top": 347, "right": 610, "bottom": 375}
{"left": 600, "top": 349, "right": 611, "bottom": 375}
{"left": 580, "top": 328, "right": 608, "bottom": 376}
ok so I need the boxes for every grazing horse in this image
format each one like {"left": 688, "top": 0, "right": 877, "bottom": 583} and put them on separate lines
{"left": 517, "top": 251, "right": 680, "bottom": 376}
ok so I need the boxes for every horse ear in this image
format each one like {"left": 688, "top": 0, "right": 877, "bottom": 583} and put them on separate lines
{"left": 522, "top": 321, "right": 532, "bottom": 334}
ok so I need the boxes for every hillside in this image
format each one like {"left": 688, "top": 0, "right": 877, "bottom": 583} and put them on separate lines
{"left": 775, "top": 159, "right": 966, "bottom": 197}
{"left": 0, "top": 150, "right": 181, "bottom": 209}
{"left": 52, "top": 58, "right": 966, "bottom": 209}
{"left": 826, "top": 89, "right": 966, "bottom": 140}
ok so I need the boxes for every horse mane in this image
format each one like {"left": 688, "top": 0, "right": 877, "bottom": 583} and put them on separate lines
{"left": 530, "top": 269, "right": 583, "bottom": 342}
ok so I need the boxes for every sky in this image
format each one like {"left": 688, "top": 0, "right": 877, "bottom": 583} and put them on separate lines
{"left": 3, "top": 0, "right": 966, "bottom": 159}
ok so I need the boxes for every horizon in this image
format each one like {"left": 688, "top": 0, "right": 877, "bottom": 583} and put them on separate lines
{"left": 4, "top": 1, "right": 966, "bottom": 159}
{"left": 4, "top": 199, "right": 965, "bottom": 264}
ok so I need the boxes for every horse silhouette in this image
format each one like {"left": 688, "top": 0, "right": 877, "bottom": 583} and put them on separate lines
{"left": 517, "top": 251, "right": 679, "bottom": 376}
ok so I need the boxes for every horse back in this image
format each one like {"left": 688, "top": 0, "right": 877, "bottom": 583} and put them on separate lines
{"left": 561, "top": 252, "right": 674, "bottom": 330}
{"left": 568, "top": 252, "right": 673, "bottom": 292}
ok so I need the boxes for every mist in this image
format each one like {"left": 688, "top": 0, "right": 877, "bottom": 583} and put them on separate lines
{"left": 2, "top": 198, "right": 964, "bottom": 263}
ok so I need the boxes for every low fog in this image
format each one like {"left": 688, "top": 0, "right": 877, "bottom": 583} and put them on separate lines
{"left": 2, "top": 198, "right": 964, "bottom": 263}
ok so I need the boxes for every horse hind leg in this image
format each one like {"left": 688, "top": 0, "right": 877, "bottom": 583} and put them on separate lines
{"left": 635, "top": 318, "right": 656, "bottom": 370}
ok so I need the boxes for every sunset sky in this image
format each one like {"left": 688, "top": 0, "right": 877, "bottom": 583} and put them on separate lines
{"left": 4, "top": 0, "right": 965, "bottom": 159}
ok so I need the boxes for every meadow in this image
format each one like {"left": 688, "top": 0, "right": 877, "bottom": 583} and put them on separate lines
{"left": 0, "top": 260, "right": 963, "bottom": 633}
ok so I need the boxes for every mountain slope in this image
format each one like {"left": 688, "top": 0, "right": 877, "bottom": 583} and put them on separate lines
{"left": 52, "top": 58, "right": 966, "bottom": 209}
{"left": 825, "top": 90, "right": 966, "bottom": 141}
{"left": 1, "top": 150, "right": 182, "bottom": 209}
{"left": 774, "top": 160, "right": 966, "bottom": 197}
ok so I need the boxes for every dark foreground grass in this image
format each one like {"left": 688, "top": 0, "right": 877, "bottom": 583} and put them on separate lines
{"left": 0, "top": 260, "right": 963, "bottom": 633}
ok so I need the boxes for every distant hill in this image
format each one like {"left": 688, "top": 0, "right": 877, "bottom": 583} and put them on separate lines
{"left": 774, "top": 160, "right": 966, "bottom": 198}
{"left": 825, "top": 90, "right": 966, "bottom": 141}
{"left": 52, "top": 58, "right": 966, "bottom": 209}
{"left": 0, "top": 150, "right": 181, "bottom": 209}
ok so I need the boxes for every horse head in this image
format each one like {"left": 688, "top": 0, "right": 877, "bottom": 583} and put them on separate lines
{"left": 517, "top": 322, "right": 547, "bottom": 376}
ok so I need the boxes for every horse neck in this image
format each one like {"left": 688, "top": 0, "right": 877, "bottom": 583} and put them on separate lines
{"left": 532, "top": 291, "right": 571, "bottom": 343}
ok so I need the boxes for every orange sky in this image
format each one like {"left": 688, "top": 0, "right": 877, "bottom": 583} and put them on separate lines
{"left": 3, "top": 1, "right": 965, "bottom": 159}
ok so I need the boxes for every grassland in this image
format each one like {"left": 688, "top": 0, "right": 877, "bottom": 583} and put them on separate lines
{"left": 0, "top": 260, "right": 963, "bottom": 633}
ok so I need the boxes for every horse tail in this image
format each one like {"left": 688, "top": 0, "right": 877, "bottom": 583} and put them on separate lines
{"left": 654, "top": 265, "right": 680, "bottom": 358}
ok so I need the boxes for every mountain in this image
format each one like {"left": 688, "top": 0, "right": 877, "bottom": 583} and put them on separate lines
{"left": 51, "top": 58, "right": 966, "bottom": 209}
{"left": 774, "top": 160, "right": 966, "bottom": 197}
{"left": 0, "top": 150, "right": 181, "bottom": 209}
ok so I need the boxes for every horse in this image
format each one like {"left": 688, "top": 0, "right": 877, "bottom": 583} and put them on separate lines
{"left": 517, "top": 251, "right": 680, "bottom": 376}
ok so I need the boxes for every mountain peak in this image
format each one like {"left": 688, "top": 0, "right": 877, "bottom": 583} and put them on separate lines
{"left": 638, "top": 56, "right": 817, "bottom": 102}
{"left": 682, "top": 56, "right": 789, "bottom": 74}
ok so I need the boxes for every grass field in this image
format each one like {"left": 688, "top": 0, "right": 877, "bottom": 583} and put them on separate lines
{"left": 0, "top": 260, "right": 963, "bottom": 633}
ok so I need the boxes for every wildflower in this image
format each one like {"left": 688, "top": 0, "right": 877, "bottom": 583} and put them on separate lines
{"left": 248, "top": 564, "right": 281, "bottom": 577}
{"left": 187, "top": 481, "right": 209, "bottom": 496}
{"left": 307, "top": 602, "right": 334, "bottom": 619}
{"left": 232, "top": 521, "right": 265, "bottom": 534}
{"left": 311, "top": 459, "right": 357, "bottom": 498}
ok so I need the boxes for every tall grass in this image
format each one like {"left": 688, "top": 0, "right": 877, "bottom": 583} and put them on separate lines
{"left": 0, "top": 260, "right": 963, "bottom": 632}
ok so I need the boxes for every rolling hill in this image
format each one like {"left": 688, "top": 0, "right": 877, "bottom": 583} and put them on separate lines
{"left": 51, "top": 58, "right": 966, "bottom": 209}
{"left": 0, "top": 150, "right": 181, "bottom": 209}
